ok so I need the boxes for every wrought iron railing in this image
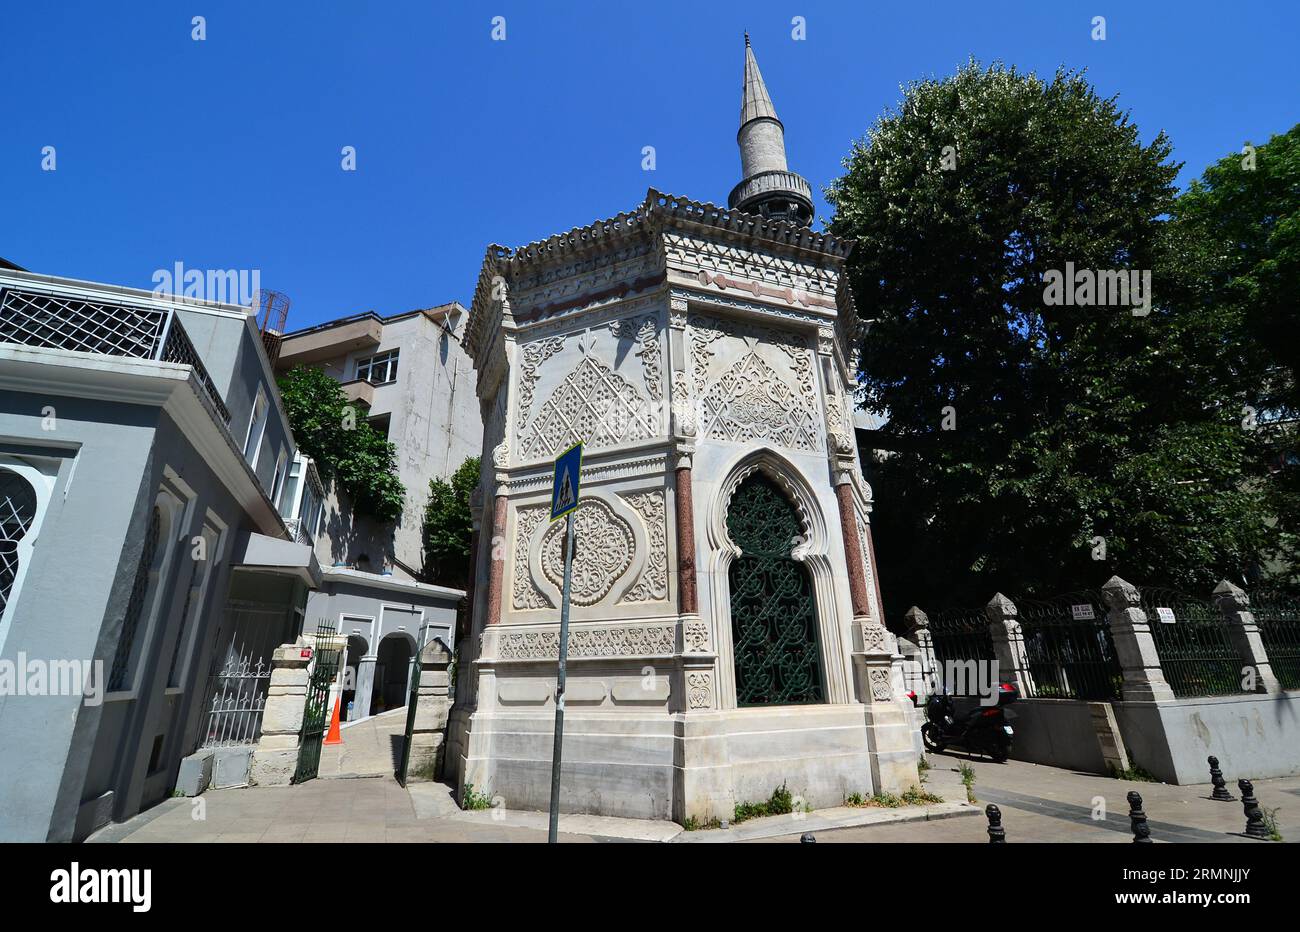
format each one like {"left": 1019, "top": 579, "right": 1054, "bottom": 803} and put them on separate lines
{"left": 0, "top": 286, "right": 231, "bottom": 424}
{"left": 1251, "top": 591, "right": 1300, "bottom": 691}
{"left": 195, "top": 600, "right": 291, "bottom": 749}
{"left": 1014, "top": 593, "right": 1122, "bottom": 701}
{"left": 1140, "top": 587, "right": 1249, "bottom": 698}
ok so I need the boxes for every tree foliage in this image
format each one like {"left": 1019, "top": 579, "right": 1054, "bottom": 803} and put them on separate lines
{"left": 422, "top": 456, "right": 480, "bottom": 588}
{"left": 825, "top": 61, "right": 1280, "bottom": 619}
{"left": 276, "top": 365, "right": 406, "bottom": 523}
{"left": 1172, "top": 126, "right": 1300, "bottom": 578}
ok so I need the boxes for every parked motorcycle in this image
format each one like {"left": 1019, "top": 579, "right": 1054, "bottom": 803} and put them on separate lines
{"left": 921, "top": 683, "right": 1018, "bottom": 762}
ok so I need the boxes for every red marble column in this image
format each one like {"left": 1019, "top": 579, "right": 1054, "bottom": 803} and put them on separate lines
{"left": 485, "top": 494, "right": 508, "bottom": 626}
{"left": 675, "top": 466, "right": 698, "bottom": 614}
{"left": 460, "top": 526, "right": 481, "bottom": 639}
{"left": 834, "top": 482, "right": 872, "bottom": 620}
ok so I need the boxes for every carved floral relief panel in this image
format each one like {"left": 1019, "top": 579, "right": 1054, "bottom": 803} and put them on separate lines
{"left": 515, "top": 314, "right": 664, "bottom": 462}
{"left": 618, "top": 490, "right": 668, "bottom": 604}
{"left": 689, "top": 313, "right": 822, "bottom": 453}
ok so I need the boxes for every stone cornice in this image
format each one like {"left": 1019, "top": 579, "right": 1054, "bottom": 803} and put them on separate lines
{"left": 466, "top": 188, "right": 857, "bottom": 363}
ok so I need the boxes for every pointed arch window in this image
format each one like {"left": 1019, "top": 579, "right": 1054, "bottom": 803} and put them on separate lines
{"left": 0, "top": 469, "right": 38, "bottom": 615}
{"left": 725, "top": 472, "right": 824, "bottom": 705}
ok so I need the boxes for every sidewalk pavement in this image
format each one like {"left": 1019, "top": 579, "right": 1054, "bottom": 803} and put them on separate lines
{"left": 88, "top": 749, "right": 1298, "bottom": 844}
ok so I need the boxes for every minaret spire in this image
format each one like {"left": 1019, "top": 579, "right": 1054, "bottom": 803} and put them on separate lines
{"left": 728, "top": 35, "right": 814, "bottom": 226}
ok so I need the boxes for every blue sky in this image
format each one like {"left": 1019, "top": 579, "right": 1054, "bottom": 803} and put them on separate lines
{"left": 4, "top": 1, "right": 1297, "bottom": 330}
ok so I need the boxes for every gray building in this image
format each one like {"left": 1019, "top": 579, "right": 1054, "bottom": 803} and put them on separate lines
{"left": 275, "top": 306, "right": 478, "bottom": 722}
{"left": 0, "top": 267, "right": 320, "bottom": 841}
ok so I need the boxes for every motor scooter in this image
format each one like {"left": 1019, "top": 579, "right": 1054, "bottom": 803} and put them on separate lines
{"left": 920, "top": 682, "right": 1018, "bottom": 762}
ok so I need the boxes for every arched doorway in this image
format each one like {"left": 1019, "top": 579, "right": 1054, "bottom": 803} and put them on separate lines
{"left": 372, "top": 633, "right": 414, "bottom": 715}
{"left": 726, "top": 472, "right": 824, "bottom": 706}
{"left": 342, "top": 634, "right": 368, "bottom": 721}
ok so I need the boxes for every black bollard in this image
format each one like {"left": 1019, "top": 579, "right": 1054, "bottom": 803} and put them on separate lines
{"left": 1208, "top": 756, "right": 1234, "bottom": 801}
{"left": 1127, "top": 791, "right": 1152, "bottom": 843}
{"left": 985, "top": 804, "right": 1005, "bottom": 843}
{"left": 1238, "top": 780, "right": 1270, "bottom": 839}
{"left": 800, "top": 832, "right": 817, "bottom": 844}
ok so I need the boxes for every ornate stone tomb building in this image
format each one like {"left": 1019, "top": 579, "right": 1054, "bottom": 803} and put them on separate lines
{"left": 448, "top": 38, "right": 918, "bottom": 822}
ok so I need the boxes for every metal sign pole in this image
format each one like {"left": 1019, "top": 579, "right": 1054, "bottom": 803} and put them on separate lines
{"left": 547, "top": 510, "right": 576, "bottom": 843}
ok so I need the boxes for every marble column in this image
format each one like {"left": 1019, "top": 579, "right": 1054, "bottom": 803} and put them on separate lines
{"left": 675, "top": 462, "right": 698, "bottom": 615}
{"left": 834, "top": 480, "right": 872, "bottom": 619}
{"left": 484, "top": 494, "right": 507, "bottom": 626}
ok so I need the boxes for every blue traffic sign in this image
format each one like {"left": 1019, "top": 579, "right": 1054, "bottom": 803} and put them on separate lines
{"left": 550, "top": 442, "right": 583, "bottom": 521}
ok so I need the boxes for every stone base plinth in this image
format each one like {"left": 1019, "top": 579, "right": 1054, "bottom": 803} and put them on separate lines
{"left": 450, "top": 703, "right": 918, "bottom": 824}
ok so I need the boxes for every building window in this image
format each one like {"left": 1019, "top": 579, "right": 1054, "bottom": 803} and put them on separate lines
{"left": 0, "top": 469, "right": 38, "bottom": 616}
{"left": 356, "top": 349, "right": 399, "bottom": 385}
{"left": 368, "top": 414, "right": 391, "bottom": 439}
{"left": 244, "top": 387, "right": 269, "bottom": 466}
{"left": 109, "top": 506, "right": 164, "bottom": 691}
{"left": 270, "top": 448, "right": 288, "bottom": 508}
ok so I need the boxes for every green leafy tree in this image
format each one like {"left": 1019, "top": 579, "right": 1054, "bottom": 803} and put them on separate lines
{"left": 422, "top": 456, "right": 480, "bottom": 588}
{"left": 826, "top": 61, "right": 1273, "bottom": 618}
{"left": 276, "top": 365, "right": 406, "bottom": 523}
{"left": 1172, "top": 126, "right": 1300, "bottom": 583}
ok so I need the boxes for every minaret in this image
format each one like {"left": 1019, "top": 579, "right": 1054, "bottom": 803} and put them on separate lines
{"left": 728, "top": 33, "right": 815, "bottom": 227}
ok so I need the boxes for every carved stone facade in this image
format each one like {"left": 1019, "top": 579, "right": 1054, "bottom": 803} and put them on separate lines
{"left": 447, "top": 185, "right": 918, "bottom": 824}
{"left": 447, "top": 44, "right": 917, "bottom": 825}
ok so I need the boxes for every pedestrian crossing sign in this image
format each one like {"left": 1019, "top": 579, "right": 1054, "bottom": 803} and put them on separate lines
{"left": 550, "top": 442, "right": 583, "bottom": 521}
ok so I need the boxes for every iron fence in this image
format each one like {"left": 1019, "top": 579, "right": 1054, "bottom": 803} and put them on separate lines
{"left": 927, "top": 607, "right": 996, "bottom": 666}
{"left": 195, "top": 600, "right": 291, "bottom": 749}
{"left": 1140, "top": 587, "right": 1248, "bottom": 698}
{"left": 0, "top": 286, "right": 231, "bottom": 423}
{"left": 1250, "top": 591, "right": 1300, "bottom": 691}
{"left": 1014, "top": 592, "right": 1122, "bottom": 700}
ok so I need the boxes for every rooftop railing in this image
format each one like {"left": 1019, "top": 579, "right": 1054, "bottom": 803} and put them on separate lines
{"left": 0, "top": 286, "right": 232, "bottom": 424}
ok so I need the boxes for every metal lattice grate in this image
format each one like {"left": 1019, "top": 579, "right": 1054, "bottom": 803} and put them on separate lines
{"left": 161, "top": 319, "right": 231, "bottom": 423}
{"left": 726, "top": 473, "right": 824, "bottom": 706}
{"left": 0, "top": 287, "right": 231, "bottom": 424}
{"left": 0, "top": 287, "right": 166, "bottom": 357}
{"left": 0, "top": 468, "right": 38, "bottom": 614}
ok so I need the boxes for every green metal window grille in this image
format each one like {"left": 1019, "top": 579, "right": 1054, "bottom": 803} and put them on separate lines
{"left": 726, "top": 472, "right": 824, "bottom": 706}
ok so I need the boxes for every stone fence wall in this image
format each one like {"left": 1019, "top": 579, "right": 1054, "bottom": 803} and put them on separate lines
{"left": 902, "top": 576, "right": 1300, "bottom": 784}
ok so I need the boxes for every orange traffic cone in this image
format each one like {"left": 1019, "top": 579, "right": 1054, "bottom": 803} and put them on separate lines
{"left": 323, "top": 696, "right": 343, "bottom": 745}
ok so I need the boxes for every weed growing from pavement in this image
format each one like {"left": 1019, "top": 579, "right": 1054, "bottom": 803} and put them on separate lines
{"left": 959, "top": 763, "right": 977, "bottom": 802}
{"left": 461, "top": 783, "right": 493, "bottom": 811}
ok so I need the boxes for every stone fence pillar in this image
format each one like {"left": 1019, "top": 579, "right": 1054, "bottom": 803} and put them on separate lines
{"left": 249, "top": 642, "right": 311, "bottom": 786}
{"left": 1101, "top": 576, "right": 1175, "bottom": 703}
{"left": 986, "top": 593, "right": 1034, "bottom": 697}
{"left": 408, "top": 637, "right": 454, "bottom": 781}
{"left": 902, "top": 606, "right": 937, "bottom": 698}
{"left": 1213, "top": 580, "right": 1283, "bottom": 696}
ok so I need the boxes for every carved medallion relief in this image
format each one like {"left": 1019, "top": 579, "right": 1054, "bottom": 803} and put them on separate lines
{"left": 540, "top": 498, "right": 635, "bottom": 606}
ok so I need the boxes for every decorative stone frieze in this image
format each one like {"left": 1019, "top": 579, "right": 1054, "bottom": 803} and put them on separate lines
{"left": 494, "top": 622, "right": 677, "bottom": 661}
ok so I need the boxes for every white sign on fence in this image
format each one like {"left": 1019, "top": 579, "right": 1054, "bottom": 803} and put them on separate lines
{"left": 1156, "top": 607, "right": 1177, "bottom": 624}
{"left": 1071, "top": 604, "right": 1095, "bottom": 621}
